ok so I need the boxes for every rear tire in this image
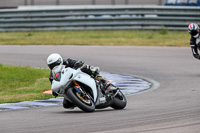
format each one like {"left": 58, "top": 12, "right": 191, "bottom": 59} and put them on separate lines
{"left": 66, "top": 87, "right": 95, "bottom": 112}
{"left": 110, "top": 90, "right": 127, "bottom": 110}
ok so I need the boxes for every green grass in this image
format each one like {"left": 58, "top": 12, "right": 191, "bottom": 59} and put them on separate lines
{"left": 0, "top": 64, "right": 53, "bottom": 104}
{"left": 0, "top": 30, "right": 190, "bottom": 46}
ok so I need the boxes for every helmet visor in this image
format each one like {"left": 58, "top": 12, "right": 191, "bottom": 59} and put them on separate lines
{"left": 48, "top": 59, "right": 62, "bottom": 70}
{"left": 190, "top": 30, "right": 198, "bottom": 36}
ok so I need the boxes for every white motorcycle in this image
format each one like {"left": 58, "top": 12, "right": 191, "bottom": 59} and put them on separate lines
{"left": 51, "top": 65, "right": 127, "bottom": 112}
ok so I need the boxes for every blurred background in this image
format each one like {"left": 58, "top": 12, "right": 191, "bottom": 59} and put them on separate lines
{"left": 0, "top": 0, "right": 199, "bottom": 32}
{"left": 0, "top": 0, "right": 164, "bottom": 9}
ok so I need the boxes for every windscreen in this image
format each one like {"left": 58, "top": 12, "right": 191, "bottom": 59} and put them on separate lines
{"left": 54, "top": 72, "right": 61, "bottom": 81}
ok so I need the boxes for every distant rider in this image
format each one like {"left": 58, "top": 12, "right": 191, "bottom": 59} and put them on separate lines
{"left": 188, "top": 23, "right": 200, "bottom": 60}
{"left": 46, "top": 53, "right": 112, "bottom": 109}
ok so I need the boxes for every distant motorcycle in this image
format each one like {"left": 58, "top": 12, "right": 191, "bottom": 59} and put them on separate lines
{"left": 51, "top": 65, "right": 127, "bottom": 112}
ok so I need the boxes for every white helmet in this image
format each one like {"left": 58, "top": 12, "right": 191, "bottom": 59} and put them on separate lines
{"left": 47, "top": 53, "right": 63, "bottom": 70}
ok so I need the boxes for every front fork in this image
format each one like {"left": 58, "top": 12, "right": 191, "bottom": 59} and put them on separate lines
{"left": 73, "top": 81, "right": 94, "bottom": 101}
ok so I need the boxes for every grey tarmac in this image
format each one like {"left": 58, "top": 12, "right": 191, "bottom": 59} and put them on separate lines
{"left": 0, "top": 45, "right": 200, "bottom": 133}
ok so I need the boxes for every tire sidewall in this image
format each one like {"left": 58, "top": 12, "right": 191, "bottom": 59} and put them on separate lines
{"left": 110, "top": 91, "right": 127, "bottom": 109}
{"left": 66, "top": 87, "right": 95, "bottom": 112}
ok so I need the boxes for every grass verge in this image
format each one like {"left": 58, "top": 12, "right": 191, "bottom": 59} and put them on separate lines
{"left": 0, "top": 30, "right": 190, "bottom": 46}
{"left": 0, "top": 64, "right": 53, "bottom": 104}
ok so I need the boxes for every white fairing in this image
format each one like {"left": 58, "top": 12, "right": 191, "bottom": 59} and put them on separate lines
{"left": 51, "top": 67, "right": 98, "bottom": 102}
{"left": 74, "top": 73, "right": 97, "bottom": 101}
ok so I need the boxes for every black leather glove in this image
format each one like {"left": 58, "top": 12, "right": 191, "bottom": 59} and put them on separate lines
{"left": 52, "top": 91, "right": 58, "bottom": 98}
{"left": 74, "top": 60, "right": 84, "bottom": 69}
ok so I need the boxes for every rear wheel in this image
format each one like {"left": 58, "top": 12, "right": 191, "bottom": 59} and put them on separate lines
{"left": 110, "top": 90, "right": 127, "bottom": 110}
{"left": 66, "top": 87, "right": 95, "bottom": 112}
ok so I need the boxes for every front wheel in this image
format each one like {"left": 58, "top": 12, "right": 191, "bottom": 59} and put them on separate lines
{"left": 110, "top": 90, "right": 127, "bottom": 110}
{"left": 66, "top": 87, "right": 95, "bottom": 112}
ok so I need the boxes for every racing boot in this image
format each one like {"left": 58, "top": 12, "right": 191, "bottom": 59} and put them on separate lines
{"left": 94, "top": 74, "right": 116, "bottom": 96}
{"left": 102, "top": 80, "right": 117, "bottom": 96}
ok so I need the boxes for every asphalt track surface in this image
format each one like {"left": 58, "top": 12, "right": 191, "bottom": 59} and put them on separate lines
{"left": 0, "top": 45, "right": 200, "bottom": 133}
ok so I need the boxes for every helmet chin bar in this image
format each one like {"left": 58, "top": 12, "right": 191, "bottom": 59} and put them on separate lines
{"left": 48, "top": 59, "right": 62, "bottom": 70}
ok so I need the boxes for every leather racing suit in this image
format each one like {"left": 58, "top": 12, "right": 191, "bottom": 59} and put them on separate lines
{"left": 190, "top": 34, "right": 200, "bottom": 59}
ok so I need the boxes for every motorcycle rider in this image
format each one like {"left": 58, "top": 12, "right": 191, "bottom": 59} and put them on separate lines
{"left": 47, "top": 53, "right": 112, "bottom": 109}
{"left": 188, "top": 23, "right": 200, "bottom": 60}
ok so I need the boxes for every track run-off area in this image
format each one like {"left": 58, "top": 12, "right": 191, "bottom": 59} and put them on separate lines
{"left": 0, "top": 45, "right": 200, "bottom": 133}
{"left": 0, "top": 72, "right": 152, "bottom": 111}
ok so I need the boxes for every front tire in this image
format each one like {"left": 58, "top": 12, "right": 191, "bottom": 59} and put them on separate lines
{"left": 110, "top": 90, "right": 127, "bottom": 110}
{"left": 66, "top": 87, "right": 95, "bottom": 112}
